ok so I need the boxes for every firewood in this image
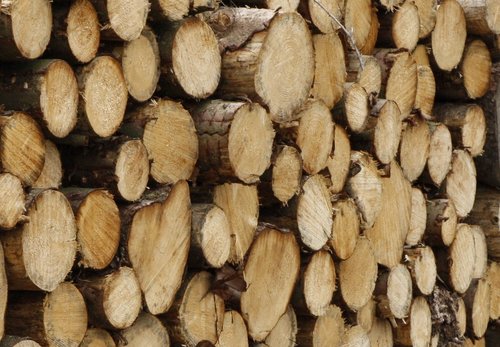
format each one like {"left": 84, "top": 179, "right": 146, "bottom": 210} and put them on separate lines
{"left": 296, "top": 304, "right": 345, "bottom": 347}
{"left": 215, "top": 311, "right": 248, "bottom": 347}
{"left": 0, "top": 112, "right": 46, "bottom": 186}
{"left": 425, "top": 199, "right": 458, "bottom": 246}
{"left": 431, "top": 0, "right": 467, "bottom": 71}
{"left": 0, "top": 0, "right": 52, "bottom": 61}
{"left": 378, "top": 1, "right": 420, "bottom": 51}
{"left": 464, "top": 278, "right": 491, "bottom": 338}
{"left": 487, "top": 262, "right": 500, "bottom": 320}
{"left": 63, "top": 188, "right": 120, "bottom": 270}
{"left": 339, "top": 237, "right": 378, "bottom": 311}
{"left": 414, "top": 65, "right": 436, "bottom": 119}
{"left": 190, "top": 204, "right": 231, "bottom": 268}
{"left": 77, "top": 56, "right": 128, "bottom": 138}
{"left": 122, "top": 99, "right": 198, "bottom": 185}
{"left": 5, "top": 283, "right": 87, "bottom": 347}
{"left": 360, "top": 8, "right": 380, "bottom": 55}
{"left": 150, "top": 0, "right": 189, "bottom": 21}
{"left": 346, "top": 54, "right": 382, "bottom": 97}
{"left": 213, "top": 183, "right": 259, "bottom": 264}
{"left": 330, "top": 198, "right": 360, "bottom": 260}
{"left": 311, "top": 32, "right": 346, "bottom": 109}
{"left": 425, "top": 123, "right": 453, "bottom": 187}
{"left": 0, "top": 60, "right": 78, "bottom": 138}
{"left": 399, "top": 115, "right": 431, "bottom": 182}
{"left": 240, "top": 227, "right": 300, "bottom": 341}
{"left": 445, "top": 150, "right": 477, "bottom": 218}
{"left": 124, "top": 182, "right": 191, "bottom": 315}
{"left": 406, "top": 187, "right": 427, "bottom": 246}
{"left": 77, "top": 267, "right": 141, "bottom": 330}
{"left": 374, "top": 264, "right": 413, "bottom": 319}
{"left": 327, "top": 125, "right": 351, "bottom": 194}
{"left": 344, "top": 0, "right": 374, "bottom": 50}
{"left": 33, "top": 140, "right": 62, "bottom": 189}
{"left": 0, "top": 173, "right": 25, "bottom": 230}
{"left": 80, "top": 329, "right": 115, "bottom": 347}
{"left": 357, "top": 299, "right": 376, "bottom": 332}
{"left": 89, "top": 0, "right": 149, "bottom": 41}
{"left": 456, "top": 0, "right": 500, "bottom": 35}
{"left": 368, "top": 318, "right": 393, "bottom": 347}
{"left": 272, "top": 145, "right": 302, "bottom": 204}
{"left": 393, "top": 296, "right": 432, "bottom": 347}
{"left": 232, "top": 0, "right": 300, "bottom": 12}
{"left": 404, "top": 246, "right": 437, "bottom": 296}
{"left": 413, "top": 0, "right": 437, "bottom": 38}
{"left": 338, "top": 82, "right": 370, "bottom": 134}
{"left": 255, "top": 306, "right": 297, "bottom": 347}
{"left": 118, "top": 312, "right": 170, "bottom": 347}
{"left": 471, "top": 225, "right": 488, "bottom": 279}
{"left": 342, "top": 325, "right": 370, "bottom": 347}
{"left": 0, "top": 337, "right": 41, "bottom": 347}
{"left": 191, "top": 100, "right": 274, "bottom": 184}
{"left": 444, "top": 224, "right": 476, "bottom": 293}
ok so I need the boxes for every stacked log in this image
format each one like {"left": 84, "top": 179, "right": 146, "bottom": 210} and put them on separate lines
{"left": 0, "top": 0, "right": 497, "bottom": 346}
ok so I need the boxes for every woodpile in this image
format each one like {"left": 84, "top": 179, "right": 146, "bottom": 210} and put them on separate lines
{"left": 0, "top": 0, "right": 498, "bottom": 346}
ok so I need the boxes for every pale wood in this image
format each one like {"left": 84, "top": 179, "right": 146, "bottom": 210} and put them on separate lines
{"left": 0, "top": 336, "right": 41, "bottom": 347}
{"left": 378, "top": 1, "right": 420, "bottom": 51}
{"left": 240, "top": 227, "right": 300, "bottom": 341}
{"left": 406, "top": 188, "right": 427, "bottom": 246}
{"left": 215, "top": 311, "right": 248, "bottom": 347}
{"left": 414, "top": 65, "right": 436, "bottom": 119}
{"left": 0, "top": 173, "right": 25, "bottom": 230}
{"left": 255, "top": 306, "right": 297, "bottom": 347}
{"left": 425, "top": 199, "right": 458, "bottom": 246}
{"left": 33, "top": 140, "right": 62, "bottom": 190}
{"left": 457, "top": 297, "right": 467, "bottom": 337}
{"left": 346, "top": 54, "right": 382, "bottom": 97}
{"left": 232, "top": 0, "right": 300, "bottom": 12}
{"left": 375, "top": 265, "right": 413, "bottom": 319}
{"left": 445, "top": 150, "right": 477, "bottom": 217}
{"left": 307, "top": 0, "right": 345, "bottom": 33}
{"left": 0, "top": 243, "right": 7, "bottom": 340}
{"left": 368, "top": 318, "right": 393, "bottom": 347}
{"left": 426, "top": 123, "right": 453, "bottom": 187}
{"left": 272, "top": 145, "right": 302, "bottom": 204}
{"left": 394, "top": 296, "right": 432, "bottom": 347}
{"left": 464, "top": 278, "right": 491, "bottom": 338}
{"left": 340, "top": 82, "right": 370, "bottom": 134}
{"left": 150, "top": 0, "right": 189, "bottom": 21}
{"left": 357, "top": 298, "right": 376, "bottom": 332}
{"left": 404, "top": 246, "right": 437, "bottom": 295}
{"left": 471, "top": 225, "right": 488, "bottom": 279}
{"left": 118, "top": 313, "right": 170, "bottom": 347}
{"left": 372, "top": 100, "right": 403, "bottom": 164}
{"left": 457, "top": 0, "right": 500, "bottom": 35}
{"left": 330, "top": 198, "right": 359, "bottom": 260}
{"left": 344, "top": 0, "right": 373, "bottom": 50}
{"left": 80, "top": 329, "right": 115, "bottom": 347}
{"left": 360, "top": 8, "right": 379, "bottom": 55}
{"left": 302, "top": 251, "right": 336, "bottom": 316}
{"left": 327, "top": 125, "right": 351, "bottom": 194}
{"left": 413, "top": 44, "right": 431, "bottom": 66}
{"left": 449, "top": 224, "right": 476, "bottom": 293}
{"left": 296, "top": 304, "right": 344, "bottom": 347}
{"left": 413, "top": 0, "right": 437, "bottom": 38}
{"left": 399, "top": 115, "right": 431, "bottom": 182}
{"left": 342, "top": 325, "right": 370, "bottom": 347}
{"left": 487, "top": 262, "right": 500, "bottom": 319}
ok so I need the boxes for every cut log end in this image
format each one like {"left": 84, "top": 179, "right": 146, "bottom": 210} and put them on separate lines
{"left": 471, "top": 225, "right": 488, "bottom": 279}
{"left": 386, "top": 51, "right": 417, "bottom": 119}
{"left": 413, "top": 0, "right": 437, "bottom": 38}
{"left": 450, "top": 224, "right": 476, "bottom": 294}
{"left": 445, "top": 150, "right": 477, "bottom": 218}
{"left": 272, "top": 146, "right": 302, "bottom": 204}
{"left": 216, "top": 311, "right": 248, "bottom": 347}
{"left": 344, "top": 83, "right": 370, "bottom": 133}
{"left": 80, "top": 329, "right": 116, "bottom": 347}
{"left": 344, "top": 0, "right": 373, "bottom": 49}
{"left": 426, "top": 199, "right": 457, "bottom": 246}
{"left": 406, "top": 188, "right": 427, "bottom": 246}
{"left": 462, "top": 40, "right": 492, "bottom": 99}
{"left": 0, "top": 173, "right": 25, "bottom": 230}
{"left": 303, "top": 251, "right": 336, "bottom": 317}
{"left": 462, "top": 105, "right": 487, "bottom": 157}
{"left": 386, "top": 264, "right": 413, "bottom": 319}
{"left": 392, "top": 2, "right": 420, "bottom": 51}
{"left": 414, "top": 65, "right": 436, "bottom": 119}
{"left": 465, "top": 278, "right": 490, "bottom": 338}
{"left": 106, "top": 0, "right": 149, "bottom": 41}
{"left": 33, "top": 140, "right": 63, "bottom": 189}
{"left": 308, "top": 0, "right": 344, "bottom": 33}
{"left": 400, "top": 116, "right": 430, "bottom": 182}
{"left": 342, "top": 325, "right": 370, "bottom": 347}
{"left": 327, "top": 125, "right": 351, "bottom": 194}
{"left": 405, "top": 246, "right": 437, "bottom": 296}
{"left": 487, "top": 262, "right": 500, "bottom": 320}
{"left": 257, "top": 306, "right": 297, "bottom": 347}
{"left": 373, "top": 100, "right": 402, "bottom": 165}
{"left": 330, "top": 199, "right": 360, "bottom": 260}
{"left": 115, "top": 140, "right": 150, "bottom": 201}
{"left": 427, "top": 124, "right": 452, "bottom": 186}
{"left": 67, "top": 0, "right": 100, "bottom": 63}
{"left": 119, "top": 313, "right": 170, "bottom": 347}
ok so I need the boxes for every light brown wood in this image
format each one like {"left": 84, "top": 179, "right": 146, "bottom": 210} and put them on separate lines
{"left": 457, "top": 297, "right": 467, "bottom": 337}
{"left": 118, "top": 312, "right": 170, "bottom": 347}
{"left": 399, "top": 115, "right": 431, "bottom": 182}
{"left": 414, "top": 65, "right": 436, "bottom": 119}
{"left": 426, "top": 123, "right": 453, "bottom": 187}
{"left": 471, "top": 225, "right": 488, "bottom": 279}
{"left": 0, "top": 243, "right": 7, "bottom": 340}
{"left": 80, "top": 329, "right": 115, "bottom": 347}
{"left": 457, "top": 0, "right": 500, "bottom": 35}
{"left": 378, "top": 1, "right": 420, "bottom": 51}
{"left": 255, "top": 306, "right": 297, "bottom": 347}
{"left": 413, "top": 44, "right": 431, "bottom": 66}
{"left": 342, "top": 325, "right": 370, "bottom": 347}
{"left": 215, "top": 311, "right": 248, "bottom": 347}
{"left": 356, "top": 299, "right": 376, "bottom": 332}
{"left": 33, "top": 140, "right": 62, "bottom": 190}
{"left": 213, "top": 183, "right": 259, "bottom": 264}
{"left": 373, "top": 100, "right": 403, "bottom": 165}
{"left": 296, "top": 304, "right": 344, "bottom": 347}
{"left": 330, "top": 198, "right": 359, "bottom": 260}
{"left": 368, "top": 318, "right": 393, "bottom": 347}
{"left": 425, "top": 199, "right": 458, "bottom": 246}
{"left": 375, "top": 264, "right": 413, "bottom": 319}
{"left": 0, "top": 173, "right": 25, "bottom": 230}
{"left": 346, "top": 54, "right": 382, "bottom": 97}
{"left": 240, "top": 227, "right": 300, "bottom": 341}
{"left": 487, "top": 262, "right": 500, "bottom": 320}
{"left": 445, "top": 150, "right": 477, "bottom": 218}
{"left": 360, "top": 8, "right": 380, "bottom": 55}
{"left": 413, "top": 0, "right": 437, "bottom": 38}
{"left": 406, "top": 188, "right": 427, "bottom": 246}
{"left": 340, "top": 82, "right": 370, "bottom": 134}
{"left": 327, "top": 125, "right": 351, "bottom": 194}
{"left": 394, "top": 296, "right": 432, "bottom": 347}
{"left": 0, "top": 336, "right": 41, "bottom": 347}
{"left": 404, "top": 246, "right": 437, "bottom": 295}
{"left": 448, "top": 224, "right": 476, "bottom": 293}
{"left": 464, "top": 278, "right": 491, "bottom": 338}
{"left": 307, "top": 0, "right": 345, "bottom": 33}
{"left": 150, "top": 0, "right": 189, "bottom": 21}
{"left": 344, "top": 0, "right": 373, "bottom": 50}
{"left": 272, "top": 145, "right": 302, "bottom": 204}
{"left": 233, "top": 0, "right": 300, "bottom": 12}
{"left": 302, "top": 251, "right": 336, "bottom": 316}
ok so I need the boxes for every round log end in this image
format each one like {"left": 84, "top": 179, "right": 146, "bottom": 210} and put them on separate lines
{"left": 392, "top": 2, "right": 420, "bottom": 51}
{"left": 387, "top": 264, "right": 413, "bottom": 319}
{"left": 67, "top": 0, "right": 100, "bottom": 63}
{"left": 445, "top": 150, "right": 476, "bottom": 218}
{"left": 216, "top": 311, "right": 248, "bottom": 347}
{"left": 106, "top": 0, "right": 149, "bottom": 41}
{"left": 411, "top": 246, "right": 437, "bottom": 296}
{"left": 409, "top": 296, "right": 432, "bottom": 347}
{"left": 80, "top": 329, "right": 116, "bottom": 347}
{"left": 330, "top": 199, "right": 360, "bottom": 260}
{"left": 358, "top": 56, "right": 382, "bottom": 97}
{"left": 471, "top": 225, "right": 488, "bottom": 279}
{"left": 373, "top": 100, "right": 402, "bottom": 164}
{"left": 345, "top": 83, "right": 370, "bottom": 133}
{"left": 343, "top": 325, "right": 370, "bottom": 347}
{"left": 487, "top": 0, "right": 500, "bottom": 34}
{"left": 414, "top": 65, "right": 436, "bottom": 119}
{"left": 0, "top": 173, "right": 25, "bottom": 230}
{"left": 368, "top": 318, "right": 393, "bottom": 346}
{"left": 308, "top": 0, "right": 343, "bottom": 33}
{"left": 386, "top": 52, "right": 417, "bottom": 118}
{"left": 400, "top": 116, "right": 430, "bottom": 182}
{"left": 304, "top": 251, "right": 336, "bottom": 317}
{"left": 462, "top": 105, "right": 487, "bottom": 157}
{"left": 406, "top": 188, "right": 427, "bottom": 246}
{"left": 272, "top": 146, "right": 302, "bottom": 204}
{"left": 115, "top": 139, "right": 150, "bottom": 201}
{"left": 450, "top": 224, "right": 475, "bottom": 293}
{"left": 311, "top": 305, "right": 345, "bottom": 346}
{"left": 414, "top": 0, "right": 437, "bottom": 38}
{"left": 327, "top": 125, "right": 351, "bottom": 194}
{"left": 198, "top": 206, "right": 231, "bottom": 268}
{"left": 462, "top": 40, "right": 492, "bottom": 99}
{"left": 119, "top": 313, "right": 170, "bottom": 347}
{"left": 487, "top": 262, "right": 500, "bottom": 320}
{"left": 259, "top": 306, "right": 297, "bottom": 347}
{"left": 427, "top": 124, "right": 452, "bottom": 187}
{"left": 33, "top": 140, "right": 63, "bottom": 189}
{"left": 345, "top": 0, "right": 374, "bottom": 47}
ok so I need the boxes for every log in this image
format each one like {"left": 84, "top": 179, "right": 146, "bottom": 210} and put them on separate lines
{"left": 0, "top": 173, "right": 25, "bottom": 230}
{"left": 406, "top": 187, "right": 427, "bottom": 246}
{"left": 487, "top": 262, "right": 500, "bottom": 320}
{"left": 0, "top": 112, "right": 46, "bottom": 186}
{"left": 344, "top": 0, "right": 374, "bottom": 50}
{"left": 297, "top": 174, "right": 333, "bottom": 251}
{"left": 213, "top": 183, "right": 259, "bottom": 264}
{"left": 232, "top": 0, "right": 300, "bottom": 12}
{"left": 366, "top": 161, "right": 412, "bottom": 268}
{"left": 305, "top": 0, "right": 344, "bottom": 33}
{"left": 425, "top": 123, "right": 453, "bottom": 187}
{"left": 327, "top": 125, "right": 351, "bottom": 194}
{"left": 122, "top": 99, "right": 198, "bottom": 185}
{"left": 428, "top": 286, "right": 465, "bottom": 346}
{"left": 33, "top": 140, "right": 62, "bottom": 189}
{"left": 217, "top": 11, "right": 314, "bottom": 123}
{"left": 360, "top": 7, "right": 380, "bottom": 55}
{"left": 393, "top": 296, "right": 432, "bottom": 347}
{"left": 215, "top": 311, "right": 248, "bottom": 347}
{"left": 0, "top": 60, "right": 78, "bottom": 138}
{"left": 190, "top": 204, "right": 231, "bottom": 268}
{"left": 89, "top": 0, "right": 149, "bottom": 41}
{"left": 80, "top": 329, "right": 115, "bottom": 347}
{"left": 125, "top": 181, "right": 191, "bottom": 314}
{"left": 65, "top": 138, "right": 150, "bottom": 202}
{"left": 338, "top": 82, "right": 371, "bottom": 134}
{"left": 414, "top": 65, "right": 436, "bottom": 119}
{"left": 77, "top": 267, "right": 141, "bottom": 329}
{"left": 413, "top": 0, "right": 437, "bottom": 38}
{"left": 399, "top": 115, "right": 431, "bottom": 182}
{"left": 356, "top": 299, "right": 376, "bottom": 332}
{"left": 295, "top": 304, "right": 344, "bottom": 347}
{"left": 446, "top": 224, "right": 476, "bottom": 293}
{"left": 0, "top": 228, "right": 36, "bottom": 291}
{"left": 346, "top": 54, "right": 382, "bottom": 97}
{"left": 0, "top": 337, "right": 40, "bottom": 347}
{"left": 272, "top": 145, "right": 302, "bottom": 204}
{"left": 425, "top": 199, "right": 458, "bottom": 246}
{"left": 457, "top": 297, "right": 467, "bottom": 337}
{"left": 413, "top": 44, "right": 431, "bottom": 66}
{"left": 311, "top": 32, "right": 346, "bottom": 109}
{"left": 5, "top": 283, "right": 87, "bottom": 347}
{"left": 456, "top": 0, "right": 500, "bottom": 35}
{"left": 471, "top": 225, "right": 488, "bottom": 279}
{"left": 191, "top": 100, "right": 274, "bottom": 184}
{"left": 374, "top": 264, "right": 413, "bottom": 319}
{"left": 77, "top": 56, "right": 128, "bottom": 138}
{"left": 240, "top": 227, "right": 300, "bottom": 341}
{"left": 150, "top": 0, "right": 189, "bottom": 21}
{"left": 368, "top": 318, "right": 393, "bottom": 347}
{"left": 431, "top": 0, "right": 467, "bottom": 71}
{"left": 464, "top": 279, "right": 491, "bottom": 338}
{"left": 64, "top": 188, "right": 120, "bottom": 270}
{"left": 158, "top": 17, "right": 220, "bottom": 99}
{"left": 330, "top": 198, "right": 360, "bottom": 260}
{"left": 0, "top": 0, "right": 52, "bottom": 60}
{"left": 372, "top": 100, "right": 403, "bottom": 165}
{"left": 338, "top": 237, "right": 378, "bottom": 311}
{"left": 445, "top": 149, "right": 477, "bottom": 217}
{"left": 254, "top": 306, "right": 297, "bottom": 347}
{"left": 118, "top": 312, "right": 170, "bottom": 347}
{"left": 404, "top": 246, "right": 437, "bottom": 295}
{"left": 342, "top": 326, "right": 370, "bottom": 347}
{"left": 377, "top": 1, "right": 420, "bottom": 51}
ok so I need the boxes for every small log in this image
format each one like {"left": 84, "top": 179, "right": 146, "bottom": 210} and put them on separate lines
{"left": 0, "top": 60, "right": 78, "bottom": 138}
{"left": 339, "top": 237, "right": 378, "bottom": 311}
{"left": 122, "top": 99, "right": 198, "bottom": 185}
{"left": 471, "top": 225, "right": 488, "bottom": 279}
{"left": 337, "top": 82, "right": 370, "bottom": 134}
{"left": 295, "top": 304, "right": 344, "bottom": 347}
{"left": 33, "top": 140, "right": 62, "bottom": 189}
{"left": 213, "top": 183, "right": 259, "bottom": 264}
{"left": 80, "top": 329, "right": 115, "bottom": 347}
{"left": 0, "top": 0, "right": 52, "bottom": 60}
{"left": 425, "top": 123, "right": 453, "bottom": 187}
{"left": 464, "top": 279, "right": 491, "bottom": 338}
{"left": 254, "top": 306, "right": 297, "bottom": 347}
{"left": 346, "top": 53, "right": 382, "bottom": 97}
{"left": 0, "top": 173, "right": 25, "bottom": 230}
{"left": 330, "top": 198, "right": 360, "bottom": 260}
{"left": 393, "top": 296, "right": 432, "bottom": 347}
{"left": 77, "top": 56, "right": 128, "bottom": 138}
{"left": 445, "top": 149, "right": 477, "bottom": 218}
{"left": 399, "top": 115, "right": 431, "bottom": 182}
{"left": 425, "top": 199, "right": 458, "bottom": 246}
{"left": 150, "top": 0, "right": 189, "bottom": 21}
{"left": 413, "top": 0, "right": 437, "bottom": 38}
{"left": 272, "top": 145, "right": 302, "bottom": 204}
{"left": 456, "top": 0, "right": 500, "bottom": 35}
{"left": 5, "top": 283, "right": 88, "bottom": 347}
{"left": 327, "top": 125, "right": 351, "bottom": 194}
{"left": 342, "top": 325, "right": 370, "bottom": 347}
{"left": 368, "top": 318, "right": 393, "bottom": 347}
{"left": 215, "top": 311, "right": 248, "bottom": 347}
{"left": 431, "top": 0, "right": 467, "bottom": 71}
{"left": 357, "top": 299, "right": 376, "bottom": 332}
{"left": 374, "top": 264, "right": 413, "bottom": 319}
{"left": 64, "top": 188, "right": 120, "bottom": 270}
{"left": 487, "top": 262, "right": 500, "bottom": 320}
{"left": 0, "top": 112, "right": 45, "bottom": 186}
{"left": 0, "top": 337, "right": 41, "bottom": 347}
{"left": 305, "top": 0, "right": 344, "bottom": 33}
{"left": 344, "top": 0, "right": 374, "bottom": 50}
{"left": 406, "top": 187, "right": 427, "bottom": 246}
{"left": 0, "top": 228, "right": 36, "bottom": 291}
{"left": 240, "top": 227, "right": 300, "bottom": 342}
{"left": 404, "top": 246, "right": 437, "bottom": 296}
{"left": 77, "top": 267, "right": 141, "bottom": 330}
{"left": 118, "top": 312, "right": 170, "bottom": 347}
{"left": 414, "top": 65, "right": 436, "bottom": 119}
{"left": 377, "top": 1, "right": 420, "bottom": 51}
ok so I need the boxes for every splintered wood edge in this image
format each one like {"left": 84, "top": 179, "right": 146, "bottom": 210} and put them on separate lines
{"left": 67, "top": 0, "right": 100, "bottom": 63}
{"left": 272, "top": 146, "right": 302, "bottom": 204}
{"left": 33, "top": 140, "right": 63, "bottom": 189}
{"left": 115, "top": 140, "right": 150, "bottom": 201}
{"left": 0, "top": 173, "right": 25, "bottom": 229}
{"left": 106, "top": 0, "right": 149, "bottom": 41}
{"left": 387, "top": 264, "right": 413, "bottom": 319}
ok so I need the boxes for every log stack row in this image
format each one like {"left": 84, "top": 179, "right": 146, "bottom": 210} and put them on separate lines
{"left": 0, "top": 0, "right": 498, "bottom": 346}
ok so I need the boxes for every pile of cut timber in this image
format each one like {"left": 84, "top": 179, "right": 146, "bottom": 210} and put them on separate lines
{"left": 0, "top": 0, "right": 498, "bottom": 346}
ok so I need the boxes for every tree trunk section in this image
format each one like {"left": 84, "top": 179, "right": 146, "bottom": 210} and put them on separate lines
{"left": 117, "top": 312, "right": 170, "bottom": 347}
{"left": 0, "top": 173, "right": 25, "bottom": 230}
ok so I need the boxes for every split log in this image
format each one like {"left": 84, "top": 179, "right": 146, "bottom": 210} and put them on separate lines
{"left": 487, "top": 262, "right": 500, "bottom": 320}
{"left": 0, "top": 112, "right": 45, "bottom": 186}
{"left": 406, "top": 188, "right": 427, "bottom": 246}
{"left": 330, "top": 198, "right": 360, "bottom": 260}
{"left": 122, "top": 99, "right": 198, "bottom": 185}
{"left": 0, "top": 337, "right": 41, "bottom": 347}
{"left": 377, "top": 1, "right": 420, "bottom": 51}
{"left": 0, "top": 173, "right": 25, "bottom": 230}
{"left": 342, "top": 325, "right": 370, "bottom": 347}
{"left": 254, "top": 306, "right": 297, "bottom": 347}
{"left": 118, "top": 312, "right": 170, "bottom": 347}
{"left": 433, "top": 104, "right": 486, "bottom": 157}
{"left": 374, "top": 264, "right": 413, "bottom": 319}
{"left": 5, "top": 283, "right": 88, "bottom": 347}
{"left": 160, "top": 271, "right": 224, "bottom": 346}
{"left": 191, "top": 100, "right": 274, "bottom": 184}
{"left": 456, "top": 0, "right": 500, "bottom": 35}
{"left": 33, "top": 140, "right": 62, "bottom": 189}
{"left": 413, "top": 0, "right": 437, "bottom": 38}
{"left": 0, "top": 60, "right": 78, "bottom": 138}
{"left": 232, "top": 0, "right": 299, "bottom": 12}
{"left": 77, "top": 267, "right": 141, "bottom": 329}
{"left": 304, "top": 0, "right": 344, "bottom": 33}
{"left": 366, "top": 161, "right": 412, "bottom": 268}
{"left": 311, "top": 32, "right": 346, "bottom": 109}
{"left": 65, "top": 139, "right": 150, "bottom": 202}
{"left": 339, "top": 237, "right": 378, "bottom": 311}
{"left": 471, "top": 225, "right": 488, "bottom": 279}
{"left": 346, "top": 54, "right": 382, "bottom": 97}
{"left": 425, "top": 123, "right": 452, "bottom": 187}
{"left": 158, "top": 17, "right": 220, "bottom": 99}
{"left": 80, "top": 329, "right": 115, "bottom": 347}
{"left": 393, "top": 296, "right": 432, "bottom": 347}
{"left": 190, "top": 204, "right": 231, "bottom": 268}
{"left": 425, "top": 199, "right": 458, "bottom": 246}
{"left": 150, "top": 0, "right": 189, "bottom": 21}
{"left": 327, "top": 125, "right": 351, "bottom": 193}
{"left": 414, "top": 65, "right": 436, "bottom": 119}
{"left": 64, "top": 188, "right": 120, "bottom": 270}
{"left": 0, "top": 0, "right": 52, "bottom": 60}
{"left": 297, "top": 175, "right": 333, "bottom": 251}
{"left": 344, "top": 0, "right": 374, "bottom": 50}
{"left": 48, "top": 0, "right": 100, "bottom": 63}
{"left": 213, "top": 183, "right": 259, "bottom": 264}
{"left": 77, "top": 56, "right": 128, "bottom": 138}
{"left": 240, "top": 227, "right": 300, "bottom": 341}
{"left": 215, "top": 311, "right": 248, "bottom": 347}
{"left": 217, "top": 11, "right": 314, "bottom": 123}
{"left": 368, "top": 318, "right": 393, "bottom": 347}
{"left": 295, "top": 304, "right": 344, "bottom": 347}
{"left": 464, "top": 278, "right": 491, "bottom": 338}
{"left": 399, "top": 115, "right": 431, "bottom": 182}
{"left": 124, "top": 181, "right": 191, "bottom": 315}
{"left": 445, "top": 149, "right": 477, "bottom": 217}
{"left": 90, "top": 0, "right": 149, "bottom": 41}
{"left": 431, "top": 0, "right": 467, "bottom": 71}
{"left": 272, "top": 145, "right": 302, "bottom": 204}
{"left": 404, "top": 246, "right": 437, "bottom": 295}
